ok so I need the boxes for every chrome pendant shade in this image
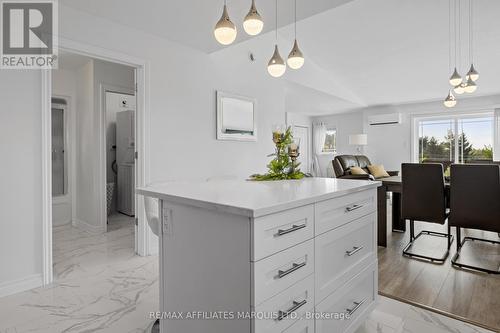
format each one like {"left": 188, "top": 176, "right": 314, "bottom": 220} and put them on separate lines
{"left": 243, "top": 0, "right": 264, "bottom": 36}
{"left": 287, "top": 40, "right": 304, "bottom": 70}
{"left": 464, "top": 77, "right": 477, "bottom": 93}
{"left": 444, "top": 90, "right": 457, "bottom": 108}
{"left": 267, "top": 45, "right": 286, "bottom": 77}
{"left": 214, "top": 4, "right": 237, "bottom": 45}
{"left": 467, "top": 63, "right": 479, "bottom": 81}
{"left": 454, "top": 82, "right": 465, "bottom": 95}
{"left": 449, "top": 68, "right": 462, "bottom": 86}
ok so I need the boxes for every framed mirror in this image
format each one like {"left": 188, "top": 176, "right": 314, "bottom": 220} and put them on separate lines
{"left": 216, "top": 91, "right": 257, "bottom": 142}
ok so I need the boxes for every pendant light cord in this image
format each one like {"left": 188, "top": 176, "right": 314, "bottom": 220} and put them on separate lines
{"left": 294, "top": 0, "right": 297, "bottom": 39}
{"left": 457, "top": 0, "right": 461, "bottom": 72}
{"left": 469, "top": 0, "right": 473, "bottom": 63}
{"left": 275, "top": 0, "right": 278, "bottom": 41}
{"left": 449, "top": 0, "right": 452, "bottom": 73}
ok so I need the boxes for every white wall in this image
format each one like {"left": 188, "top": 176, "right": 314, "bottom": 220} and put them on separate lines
{"left": 314, "top": 95, "right": 500, "bottom": 174}
{"left": 362, "top": 96, "right": 500, "bottom": 172}
{"left": 0, "top": 4, "right": 293, "bottom": 291}
{"left": 312, "top": 112, "right": 364, "bottom": 176}
{"left": 0, "top": 70, "right": 43, "bottom": 292}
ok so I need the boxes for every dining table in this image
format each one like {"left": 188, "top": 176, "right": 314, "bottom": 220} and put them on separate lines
{"left": 377, "top": 176, "right": 450, "bottom": 247}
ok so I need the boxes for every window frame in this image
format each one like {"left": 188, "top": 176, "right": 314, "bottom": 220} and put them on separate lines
{"left": 322, "top": 127, "right": 337, "bottom": 154}
{"left": 411, "top": 111, "right": 495, "bottom": 164}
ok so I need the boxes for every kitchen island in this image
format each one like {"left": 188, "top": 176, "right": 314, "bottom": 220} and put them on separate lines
{"left": 137, "top": 177, "right": 380, "bottom": 333}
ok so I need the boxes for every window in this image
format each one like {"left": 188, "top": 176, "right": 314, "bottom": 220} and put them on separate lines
{"left": 322, "top": 128, "right": 337, "bottom": 153}
{"left": 415, "top": 113, "right": 494, "bottom": 170}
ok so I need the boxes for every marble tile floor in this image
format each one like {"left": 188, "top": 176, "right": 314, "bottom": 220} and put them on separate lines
{"left": 0, "top": 216, "right": 493, "bottom": 333}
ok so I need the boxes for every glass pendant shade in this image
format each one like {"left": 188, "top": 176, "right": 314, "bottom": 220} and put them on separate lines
{"left": 449, "top": 68, "right": 462, "bottom": 86}
{"left": 467, "top": 64, "right": 479, "bottom": 81}
{"left": 243, "top": 0, "right": 263, "bottom": 35}
{"left": 287, "top": 39, "right": 305, "bottom": 69}
{"left": 444, "top": 90, "right": 457, "bottom": 108}
{"left": 214, "top": 5, "right": 237, "bottom": 45}
{"left": 464, "top": 78, "right": 477, "bottom": 93}
{"left": 454, "top": 82, "right": 465, "bottom": 95}
{"left": 267, "top": 45, "right": 286, "bottom": 77}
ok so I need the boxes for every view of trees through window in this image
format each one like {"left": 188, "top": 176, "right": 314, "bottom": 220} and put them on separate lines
{"left": 418, "top": 116, "right": 494, "bottom": 170}
{"left": 323, "top": 129, "right": 337, "bottom": 152}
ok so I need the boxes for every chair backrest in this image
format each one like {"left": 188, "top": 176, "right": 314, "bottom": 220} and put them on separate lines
{"left": 402, "top": 163, "right": 447, "bottom": 224}
{"left": 333, "top": 155, "right": 372, "bottom": 177}
{"left": 449, "top": 164, "right": 500, "bottom": 232}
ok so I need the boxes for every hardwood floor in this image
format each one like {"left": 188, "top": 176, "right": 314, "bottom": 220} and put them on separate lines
{"left": 378, "top": 209, "right": 500, "bottom": 332}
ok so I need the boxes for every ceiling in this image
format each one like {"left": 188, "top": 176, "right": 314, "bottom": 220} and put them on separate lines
{"left": 59, "top": 0, "right": 354, "bottom": 53}
{"left": 60, "top": 0, "right": 500, "bottom": 115}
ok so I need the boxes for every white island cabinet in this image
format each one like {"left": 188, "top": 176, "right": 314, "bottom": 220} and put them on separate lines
{"left": 137, "top": 178, "right": 380, "bottom": 333}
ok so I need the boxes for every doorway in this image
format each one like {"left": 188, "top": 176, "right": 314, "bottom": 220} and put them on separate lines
{"left": 293, "top": 125, "right": 311, "bottom": 174}
{"left": 42, "top": 42, "right": 154, "bottom": 285}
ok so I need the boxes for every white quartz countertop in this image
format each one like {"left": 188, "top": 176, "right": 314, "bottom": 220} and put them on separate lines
{"left": 137, "top": 178, "right": 380, "bottom": 218}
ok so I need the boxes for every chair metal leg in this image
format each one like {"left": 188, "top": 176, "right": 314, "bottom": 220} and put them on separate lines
{"left": 451, "top": 232, "right": 500, "bottom": 275}
{"left": 402, "top": 220, "right": 453, "bottom": 264}
{"left": 447, "top": 223, "right": 452, "bottom": 250}
{"left": 410, "top": 220, "right": 415, "bottom": 241}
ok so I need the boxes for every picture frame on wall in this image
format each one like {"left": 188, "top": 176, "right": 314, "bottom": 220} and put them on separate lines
{"left": 216, "top": 91, "right": 257, "bottom": 142}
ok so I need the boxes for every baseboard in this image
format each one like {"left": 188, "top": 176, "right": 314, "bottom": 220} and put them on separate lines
{"left": 72, "top": 218, "right": 105, "bottom": 234}
{"left": 0, "top": 274, "right": 43, "bottom": 298}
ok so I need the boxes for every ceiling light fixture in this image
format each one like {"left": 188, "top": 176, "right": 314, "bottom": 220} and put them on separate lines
{"left": 444, "top": 90, "right": 457, "bottom": 108}
{"left": 214, "top": 0, "right": 237, "bottom": 45}
{"left": 243, "top": 0, "right": 264, "bottom": 36}
{"left": 267, "top": 0, "right": 286, "bottom": 77}
{"left": 287, "top": 0, "right": 304, "bottom": 69}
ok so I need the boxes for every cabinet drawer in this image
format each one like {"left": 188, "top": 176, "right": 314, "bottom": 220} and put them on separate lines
{"left": 315, "top": 189, "right": 376, "bottom": 236}
{"left": 252, "top": 239, "right": 314, "bottom": 306}
{"left": 316, "top": 263, "right": 377, "bottom": 333}
{"left": 315, "top": 213, "right": 376, "bottom": 302}
{"left": 252, "top": 205, "right": 314, "bottom": 261}
{"left": 253, "top": 275, "right": 314, "bottom": 333}
{"left": 282, "top": 317, "right": 314, "bottom": 333}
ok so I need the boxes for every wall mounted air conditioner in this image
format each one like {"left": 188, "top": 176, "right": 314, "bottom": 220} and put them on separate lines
{"left": 368, "top": 113, "right": 402, "bottom": 126}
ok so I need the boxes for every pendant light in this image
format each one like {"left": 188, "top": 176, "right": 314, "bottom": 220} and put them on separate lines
{"left": 444, "top": 90, "right": 457, "bottom": 108}
{"left": 287, "top": 0, "right": 304, "bottom": 69}
{"left": 267, "top": 0, "right": 286, "bottom": 77}
{"left": 454, "top": 82, "right": 465, "bottom": 94}
{"left": 243, "top": 0, "right": 264, "bottom": 36}
{"left": 214, "top": 0, "right": 237, "bottom": 45}
{"left": 464, "top": 77, "right": 477, "bottom": 93}
{"left": 466, "top": 0, "right": 479, "bottom": 82}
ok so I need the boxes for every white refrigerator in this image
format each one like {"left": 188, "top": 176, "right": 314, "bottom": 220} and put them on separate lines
{"left": 116, "top": 110, "right": 135, "bottom": 216}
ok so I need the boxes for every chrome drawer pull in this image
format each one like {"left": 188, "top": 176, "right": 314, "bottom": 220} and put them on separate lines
{"left": 345, "top": 246, "right": 364, "bottom": 257}
{"left": 277, "top": 262, "right": 307, "bottom": 279}
{"left": 345, "top": 204, "right": 363, "bottom": 213}
{"left": 276, "top": 223, "right": 306, "bottom": 237}
{"left": 346, "top": 299, "right": 365, "bottom": 316}
{"left": 277, "top": 299, "right": 307, "bottom": 321}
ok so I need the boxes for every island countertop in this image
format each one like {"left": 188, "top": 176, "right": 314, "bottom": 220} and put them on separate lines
{"left": 137, "top": 177, "right": 380, "bottom": 218}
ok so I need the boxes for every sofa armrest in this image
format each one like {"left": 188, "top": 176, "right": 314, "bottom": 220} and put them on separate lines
{"left": 387, "top": 170, "right": 399, "bottom": 176}
{"left": 339, "top": 174, "right": 375, "bottom": 180}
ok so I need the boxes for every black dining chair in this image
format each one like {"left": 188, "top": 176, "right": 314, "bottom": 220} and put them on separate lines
{"left": 401, "top": 163, "right": 453, "bottom": 263}
{"left": 449, "top": 164, "right": 500, "bottom": 274}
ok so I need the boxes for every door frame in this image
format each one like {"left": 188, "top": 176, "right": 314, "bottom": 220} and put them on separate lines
{"left": 41, "top": 37, "right": 153, "bottom": 286}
